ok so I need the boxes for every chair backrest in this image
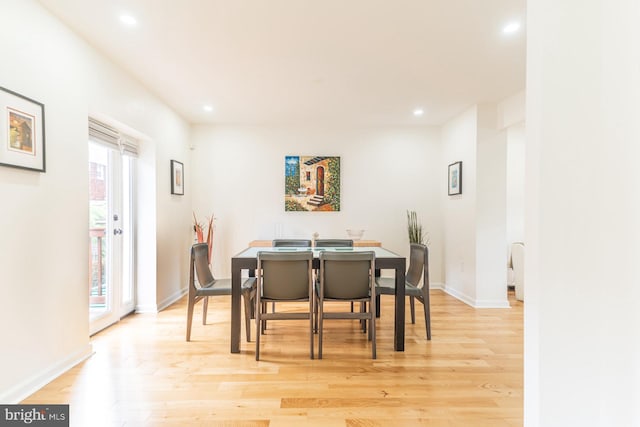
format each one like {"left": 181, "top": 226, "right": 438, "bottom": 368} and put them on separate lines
{"left": 258, "top": 251, "right": 313, "bottom": 300}
{"left": 272, "top": 239, "right": 312, "bottom": 247}
{"left": 319, "top": 251, "right": 375, "bottom": 299}
{"left": 191, "top": 243, "right": 214, "bottom": 289}
{"left": 406, "top": 243, "right": 428, "bottom": 287}
{"left": 314, "top": 239, "right": 353, "bottom": 248}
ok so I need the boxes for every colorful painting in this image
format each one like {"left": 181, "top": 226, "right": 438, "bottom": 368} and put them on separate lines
{"left": 170, "top": 160, "right": 184, "bottom": 195}
{"left": 448, "top": 161, "right": 462, "bottom": 195}
{"left": 8, "top": 108, "right": 35, "bottom": 155}
{"left": 285, "top": 156, "right": 340, "bottom": 211}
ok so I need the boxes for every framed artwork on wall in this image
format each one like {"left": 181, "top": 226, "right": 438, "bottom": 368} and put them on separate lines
{"left": 171, "top": 160, "right": 184, "bottom": 195}
{"left": 0, "top": 86, "right": 46, "bottom": 172}
{"left": 284, "top": 155, "right": 340, "bottom": 211}
{"left": 448, "top": 161, "right": 462, "bottom": 195}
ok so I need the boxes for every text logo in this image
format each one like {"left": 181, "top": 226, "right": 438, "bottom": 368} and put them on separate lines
{"left": 0, "top": 405, "right": 69, "bottom": 426}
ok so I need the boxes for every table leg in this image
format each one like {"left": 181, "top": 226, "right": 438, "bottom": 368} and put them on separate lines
{"left": 231, "top": 259, "right": 242, "bottom": 353}
{"left": 395, "top": 262, "right": 406, "bottom": 351}
{"left": 375, "top": 268, "right": 381, "bottom": 318}
{"left": 248, "top": 268, "right": 255, "bottom": 318}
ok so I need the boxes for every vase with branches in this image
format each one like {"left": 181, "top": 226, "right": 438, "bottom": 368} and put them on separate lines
{"left": 193, "top": 212, "right": 215, "bottom": 264}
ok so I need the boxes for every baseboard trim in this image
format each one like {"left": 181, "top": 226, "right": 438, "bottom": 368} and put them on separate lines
{"left": 136, "top": 287, "right": 187, "bottom": 314}
{"left": 135, "top": 304, "right": 158, "bottom": 314}
{"left": 430, "top": 282, "right": 445, "bottom": 290}
{"left": 158, "top": 287, "right": 187, "bottom": 311}
{"left": 443, "top": 285, "right": 511, "bottom": 308}
{"left": 473, "top": 298, "right": 511, "bottom": 309}
{"left": 0, "top": 344, "right": 94, "bottom": 404}
{"left": 443, "top": 286, "right": 476, "bottom": 307}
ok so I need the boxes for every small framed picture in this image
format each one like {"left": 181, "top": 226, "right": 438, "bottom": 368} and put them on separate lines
{"left": 171, "top": 160, "right": 184, "bottom": 195}
{"left": 0, "top": 86, "right": 46, "bottom": 172}
{"left": 448, "top": 161, "right": 462, "bottom": 195}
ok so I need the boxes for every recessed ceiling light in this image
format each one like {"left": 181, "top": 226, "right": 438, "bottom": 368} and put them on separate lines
{"left": 503, "top": 22, "right": 521, "bottom": 34}
{"left": 119, "top": 15, "right": 137, "bottom": 27}
{"left": 413, "top": 109, "right": 424, "bottom": 117}
{"left": 203, "top": 105, "right": 214, "bottom": 112}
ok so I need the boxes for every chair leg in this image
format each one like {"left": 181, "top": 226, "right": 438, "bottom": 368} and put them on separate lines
{"left": 318, "top": 301, "right": 324, "bottom": 359}
{"left": 313, "top": 297, "right": 319, "bottom": 333}
{"left": 371, "top": 311, "right": 376, "bottom": 359}
{"left": 375, "top": 294, "right": 381, "bottom": 318}
{"left": 309, "top": 298, "right": 314, "bottom": 359}
{"left": 261, "top": 302, "right": 267, "bottom": 334}
{"left": 202, "top": 296, "right": 209, "bottom": 325}
{"left": 272, "top": 302, "right": 276, "bottom": 313}
{"left": 424, "top": 292, "right": 431, "bottom": 340}
{"left": 243, "top": 292, "right": 252, "bottom": 342}
{"left": 255, "top": 302, "right": 261, "bottom": 360}
{"left": 371, "top": 295, "right": 377, "bottom": 359}
{"left": 410, "top": 296, "right": 416, "bottom": 324}
{"left": 186, "top": 295, "right": 195, "bottom": 342}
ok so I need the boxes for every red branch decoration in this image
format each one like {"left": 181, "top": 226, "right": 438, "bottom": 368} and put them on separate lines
{"left": 193, "top": 212, "right": 215, "bottom": 264}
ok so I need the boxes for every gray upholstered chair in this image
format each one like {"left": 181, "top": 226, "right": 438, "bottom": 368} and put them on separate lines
{"left": 314, "top": 239, "right": 353, "bottom": 248}
{"left": 186, "top": 243, "right": 257, "bottom": 342}
{"left": 376, "top": 243, "right": 431, "bottom": 340}
{"left": 268, "top": 240, "right": 312, "bottom": 314}
{"left": 314, "top": 239, "right": 357, "bottom": 313}
{"left": 255, "top": 251, "right": 314, "bottom": 360}
{"left": 273, "top": 239, "right": 312, "bottom": 248}
{"left": 317, "top": 251, "right": 376, "bottom": 359}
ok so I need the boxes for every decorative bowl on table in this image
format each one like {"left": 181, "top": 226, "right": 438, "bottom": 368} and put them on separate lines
{"left": 346, "top": 229, "right": 365, "bottom": 240}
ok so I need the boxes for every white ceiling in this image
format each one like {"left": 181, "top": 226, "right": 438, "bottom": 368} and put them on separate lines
{"left": 37, "top": 0, "right": 526, "bottom": 126}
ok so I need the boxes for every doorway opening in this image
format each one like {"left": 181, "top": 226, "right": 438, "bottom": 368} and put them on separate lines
{"left": 88, "top": 118, "right": 138, "bottom": 335}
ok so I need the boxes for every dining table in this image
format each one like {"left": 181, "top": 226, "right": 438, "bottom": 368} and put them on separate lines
{"left": 230, "top": 245, "right": 406, "bottom": 353}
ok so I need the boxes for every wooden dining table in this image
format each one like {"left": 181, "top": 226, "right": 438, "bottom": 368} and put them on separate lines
{"left": 230, "top": 246, "right": 406, "bottom": 353}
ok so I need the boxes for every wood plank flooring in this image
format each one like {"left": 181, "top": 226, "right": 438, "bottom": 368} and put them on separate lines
{"left": 23, "top": 291, "right": 523, "bottom": 426}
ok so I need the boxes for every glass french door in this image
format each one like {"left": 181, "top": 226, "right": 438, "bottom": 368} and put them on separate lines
{"left": 88, "top": 142, "right": 135, "bottom": 335}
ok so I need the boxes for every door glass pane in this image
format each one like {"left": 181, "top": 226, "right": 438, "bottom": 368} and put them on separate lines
{"left": 89, "top": 136, "right": 136, "bottom": 333}
{"left": 89, "top": 144, "right": 109, "bottom": 316}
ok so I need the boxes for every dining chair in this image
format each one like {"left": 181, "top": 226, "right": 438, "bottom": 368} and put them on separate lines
{"left": 376, "top": 243, "right": 431, "bottom": 340}
{"left": 313, "top": 238, "right": 357, "bottom": 313}
{"left": 255, "top": 251, "right": 314, "bottom": 360}
{"left": 273, "top": 239, "right": 312, "bottom": 248}
{"left": 186, "top": 243, "right": 257, "bottom": 342}
{"left": 268, "top": 239, "right": 312, "bottom": 316}
{"left": 314, "top": 239, "right": 353, "bottom": 248}
{"left": 317, "top": 251, "right": 376, "bottom": 359}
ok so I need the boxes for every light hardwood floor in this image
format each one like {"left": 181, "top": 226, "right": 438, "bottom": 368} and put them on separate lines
{"left": 23, "top": 291, "right": 523, "bottom": 426}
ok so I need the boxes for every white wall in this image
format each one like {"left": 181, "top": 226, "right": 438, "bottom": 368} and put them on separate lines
{"left": 189, "top": 125, "right": 444, "bottom": 283}
{"left": 441, "top": 108, "right": 478, "bottom": 301}
{"left": 498, "top": 92, "right": 526, "bottom": 248}
{"left": 0, "top": 0, "right": 192, "bottom": 402}
{"left": 441, "top": 104, "right": 509, "bottom": 308}
{"left": 506, "top": 124, "right": 525, "bottom": 245}
{"left": 475, "top": 105, "right": 508, "bottom": 307}
{"left": 497, "top": 91, "right": 525, "bottom": 130}
{"left": 525, "top": 0, "right": 640, "bottom": 425}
